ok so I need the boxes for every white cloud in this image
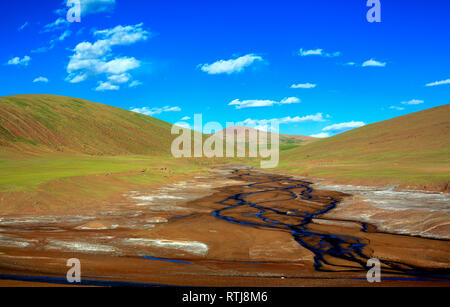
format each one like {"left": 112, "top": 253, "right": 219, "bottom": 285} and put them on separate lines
{"left": 59, "top": 30, "right": 72, "bottom": 41}
{"left": 200, "top": 54, "right": 262, "bottom": 74}
{"left": 131, "top": 106, "right": 181, "bottom": 116}
{"left": 425, "top": 79, "right": 450, "bottom": 87}
{"left": 95, "top": 81, "right": 119, "bottom": 91}
{"left": 310, "top": 132, "right": 330, "bottom": 138}
{"left": 181, "top": 116, "right": 191, "bottom": 121}
{"left": 7, "top": 56, "right": 31, "bottom": 66}
{"left": 129, "top": 80, "right": 143, "bottom": 88}
{"left": 101, "top": 57, "right": 140, "bottom": 74}
{"left": 390, "top": 106, "right": 405, "bottom": 111}
{"left": 298, "top": 48, "right": 341, "bottom": 57}
{"left": 33, "top": 76, "right": 49, "bottom": 83}
{"left": 401, "top": 99, "right": 424, "bottom": 105}
{"left": 291, "top": 83, "right": 316, "bottom": 89}
{"left": 93, "top": 23, "right": 149, "bottom": 45}
{"left": 322, "top": 121, "right": 366, "bottom": 132}
{"left": 43, "top": 17, "right": 69, "bottom": 32}
{"left": 68, "top": 73, "right": 88, "bottom": 83}
{"left": 229, "top": 97, "right": 300, "bottom": 109}
{"left": 66, "top": 23, "right": 148, "bottom": 88}
{"left": 237, "top": 114, "right": 326, "bottom": 128}
{"left": 32, "top": 30, "right": 71, "bottom": 54}
{"left": 362, "top": 58, "right": 386, "bottom": 67}
{"left": 107, "top": 73, "right": 131, "bottom": 84}
{"left": 18, "top": 22, "right": 28, "bottom": 31}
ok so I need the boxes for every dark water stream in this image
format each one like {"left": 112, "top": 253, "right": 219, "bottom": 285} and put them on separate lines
{"left": 212, "top": 170, "right": 450, "bottom": 280}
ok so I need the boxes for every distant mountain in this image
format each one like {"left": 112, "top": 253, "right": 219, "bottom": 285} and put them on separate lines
{"left": 0, "top": 94, "right": 174, "bottom": 156}
{"left": 214, "top": 126, "right": 317, "bottom": 145}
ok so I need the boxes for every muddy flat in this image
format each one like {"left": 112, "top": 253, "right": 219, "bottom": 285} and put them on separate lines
{"left": 0, "top": 168, "right": 449, "bottom": 287}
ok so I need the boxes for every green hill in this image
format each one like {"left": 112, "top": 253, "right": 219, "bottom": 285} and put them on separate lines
{"left": 278, "top": 104, "right": 450, "bottom": 191}
{"left": 0, "top": 94, "right": 174, "bottom": 157}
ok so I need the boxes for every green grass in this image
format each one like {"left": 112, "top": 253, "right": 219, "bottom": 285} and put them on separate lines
{"left": 0, "top": 155, "right": 211, "bottom": 192}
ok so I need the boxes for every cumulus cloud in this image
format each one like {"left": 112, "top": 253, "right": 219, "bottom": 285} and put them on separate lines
{"left": 181, "top": 116, "right": 191, "bottom": 121}
{"left": 298, "top": 48, "right": 341, "bottom": 57}
{"left": 401, "top": 99, "right": 424, "bottom": 105}
{"left": 291, "top": 83, "right": 316, "bottom": 89}
{"left": 229, "top": 97, "right": 300, "bottom": 109}
{"left": 322, "top": 121, "right": 366, "bottom": 132}
{"left": 200, "top": 54, "right": 262, "bottom": 74}
{"left": 425, "top": 79, "right": 450, "bottom": 87}
{"left": 95, "top": 81, "right": 119, "bottom": 91}
{"left": 310, "top": 132, "right": 330, "bottom": 138}
{"left": 33, "top": 76, "right": 49, "bottom": 83}
{"left": 362, "top": 58, "right": 386, "bottom": 67}
{"left": 131, "top": 106, "right": 181, "bottom": 116}
{"left": 66, "top": 23, "right": 149, "bottom": 89}
{"left": 107, "top": 73, "right": 131, "bottom": 84}
{"left": 7, "top": 56, "right": 31, "bottom": 66}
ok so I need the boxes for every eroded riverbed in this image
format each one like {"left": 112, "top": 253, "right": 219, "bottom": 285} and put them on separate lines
{"left": 0, "top": 168, "right": 449, "bottom": 286}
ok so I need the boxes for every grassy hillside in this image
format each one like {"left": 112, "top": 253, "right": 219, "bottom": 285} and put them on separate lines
{"left": 0, "top": 94, "right": 174, "bottom": 157}
{"left": 0, "top": 95, "right": 212, "bottom": 213}
{"left": 277, "top": 104, "right": 450, "bottom": 191}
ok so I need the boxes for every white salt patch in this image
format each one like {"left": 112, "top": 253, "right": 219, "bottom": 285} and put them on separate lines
{"left": 146, "top": 218, "right": 168, "bottom": 223}
{"left": 46, "top": 240, "right": 116, "bottom": 253}
{"left": 0, "top": 239, "right": 31, "bottom": 248}
{"left": 315, "top": 184, "right": 450, "bottom": 212}
{"left": 124, "top": 238, "right": 209, "bottom": 256}
{"left": 0, "top": 234, "right": 35, "bottom": 248}
{"left": 132, "top": 195, "right": 184, "bottom": 201}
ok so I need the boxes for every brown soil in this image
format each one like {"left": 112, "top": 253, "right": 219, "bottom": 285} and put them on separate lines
{"left": 0, "top": 168, "right": 449, "bottom": 287}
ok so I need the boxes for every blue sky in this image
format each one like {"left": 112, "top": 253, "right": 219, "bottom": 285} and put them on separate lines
{"left": 1, "top": 0, "right": 449, "bottom": 137}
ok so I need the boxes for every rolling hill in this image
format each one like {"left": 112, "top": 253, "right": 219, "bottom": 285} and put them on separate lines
{"left": 277, "top": 104, "right": 450, "bottom": 191}
{"left": 0, "top": 95, "right": 209, "bottom": 204}
{"left": 0, "top": 94, "right": 448, "bottom": 194}
{"left": 0, "top": 94, "right": 174, "bottom": 157}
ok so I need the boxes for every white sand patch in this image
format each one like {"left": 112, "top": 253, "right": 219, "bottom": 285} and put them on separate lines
{"left": 124, "top": 238, "right": 209, "bottom": 256}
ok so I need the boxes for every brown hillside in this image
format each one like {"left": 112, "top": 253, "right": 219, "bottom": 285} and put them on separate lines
{"left": 0, "top": 94, "right": 174, "bottom": 156}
